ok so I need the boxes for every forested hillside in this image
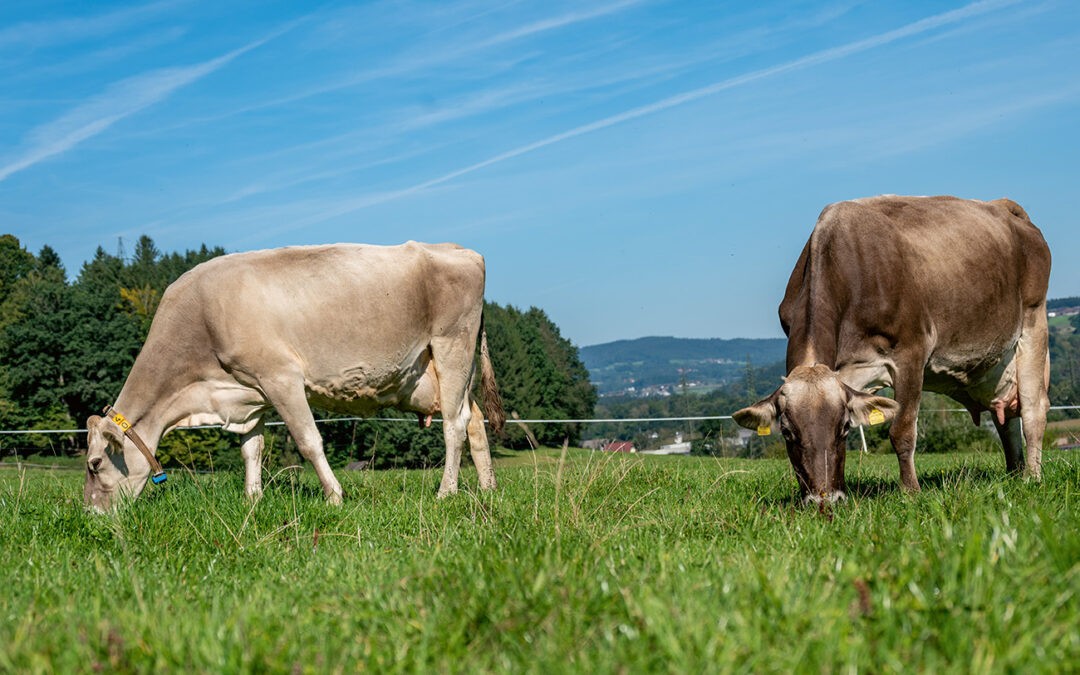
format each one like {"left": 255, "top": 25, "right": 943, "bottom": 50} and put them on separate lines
{"left": 580, "top": 336, "right": 786, "bottom": 395}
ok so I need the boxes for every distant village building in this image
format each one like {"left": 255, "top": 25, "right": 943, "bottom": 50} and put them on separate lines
{"left": 640, "top": 432, "right": 692, "bottom": 455}
{"left": 734, "top": 428, "right": 756, "bottom": 447}
{"left": 603, "top": 441, "right": 636, "bottom": 453}
{"left": 1048, "top": 306, "right": 1080, "bottom": 318}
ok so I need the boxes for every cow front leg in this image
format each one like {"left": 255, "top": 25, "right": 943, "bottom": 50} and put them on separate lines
{"left": 467, "top": 398, "right": 497, "bottom": 491}
{"left": 261, "top": 375, "right": 343, "bottom": 505}
{"left": 890, "top": 364, "right": 925, "bottom": 492}
{"left": 240, "top": 420, "right": 265, "bottom": 499}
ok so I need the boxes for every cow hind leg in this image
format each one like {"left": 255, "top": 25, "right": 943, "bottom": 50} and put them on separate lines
{"left": 993, "top": 416, "right": 1025, "bottom": 475}
{"left": 261, "top": 375, "right": 343, "bottom": 505}
{"left": 430, "top": 336, "right": 477, "bottom": 498}
{"left": 1016, "top": 309, "right": 1050, "bottom": 481}
{"left": 240, "top": 419, "right": 265, "bottom": 498}
{"left": 467, "top": 398, "right": 497, "bottom": 491}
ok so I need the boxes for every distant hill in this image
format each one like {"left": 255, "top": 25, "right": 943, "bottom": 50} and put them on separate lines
{"left": 584, "top": 297, "right": 1076, "bottom": 398}
{"left": 580, "top": 336, "right": 786, "bottom": 397}
{"left": 1048, "top": 297, "right": 1080, "bottom": 310}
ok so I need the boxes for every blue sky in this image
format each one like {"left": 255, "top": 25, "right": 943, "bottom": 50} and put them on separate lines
{"left": 2, "top": 1, "right": 1078, "bottom": 347}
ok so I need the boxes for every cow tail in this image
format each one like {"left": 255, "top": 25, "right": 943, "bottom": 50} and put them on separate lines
{"left": 479, "top": 314, "right": 505, "bottom": 436}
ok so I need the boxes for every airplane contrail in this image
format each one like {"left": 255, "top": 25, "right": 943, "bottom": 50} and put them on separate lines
{"left": 301, "top": 0, "right": 1021, "bottom": 222}
{"left": 0, "top": 24, "right": 295, "bottom": 183}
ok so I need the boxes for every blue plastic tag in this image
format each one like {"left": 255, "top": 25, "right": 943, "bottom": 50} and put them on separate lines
{"left": 151, "top": 472, "right": 167, "bottom": 485}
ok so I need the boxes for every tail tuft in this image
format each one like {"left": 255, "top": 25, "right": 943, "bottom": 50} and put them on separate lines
{"left": 479, "top": 316, "right": 505, "bottom": 436}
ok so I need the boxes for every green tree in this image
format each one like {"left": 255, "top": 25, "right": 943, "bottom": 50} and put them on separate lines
{"left": 0, "top": 246, "right": 78, "bottom": 443}
{"left": 63, "top": 247, "right": 143, "bottom": 425}
{"left": 0, "top": 235, "right": 38, "bottom": 431}
{"left": 1049, "top": 331, "right": 1080, "bottom": 418}
{"left": 0, "top": 234, "right": 36, "bottom": 311}
{"left": 483, "top": 303, "right": 596, "bottom": 448}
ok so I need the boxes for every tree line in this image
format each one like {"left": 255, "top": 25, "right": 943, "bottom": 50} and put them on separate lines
{"left": 0, "top": 235, "right": 596, "bottom": 469}
{"left": 3, "top": 231, "right": 1074, "bottom": 467}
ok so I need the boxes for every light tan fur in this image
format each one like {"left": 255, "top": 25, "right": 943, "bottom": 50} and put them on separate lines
{"left": 84, "top": 241, "right": 505, "bottom": 510}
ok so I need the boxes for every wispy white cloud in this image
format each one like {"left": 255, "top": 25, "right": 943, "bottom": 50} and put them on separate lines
{"left": 0, "top": 32, "right": 277, "bottom": 183}
{"left": 848, "top": 83, "right": 1080, "bottom": 161}
{"left": 266, "top": 0, "right": 1024, "bottom": 229}
{"left": 14, "top": 26, "right": 190, "bottom": 82}
{"left": 0, "top": 0, "right": 184, "bottom": 49}
{"left": 176, "top": 0, "right": 649, "bottom": 127}
{"left": 475, "top": 0, "right": 647, "bottom": 49}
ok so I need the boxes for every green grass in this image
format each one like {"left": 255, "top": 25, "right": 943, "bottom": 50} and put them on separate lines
{"left": 2, "top": 449, "right": 1077, "bottom": 673}
{"left": 1048, "top": 314, "right": 1074, "bottom": 332}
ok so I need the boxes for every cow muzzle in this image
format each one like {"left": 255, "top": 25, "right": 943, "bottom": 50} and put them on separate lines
{"left": 803, "top": 490, "right": 846, "bottom": 506}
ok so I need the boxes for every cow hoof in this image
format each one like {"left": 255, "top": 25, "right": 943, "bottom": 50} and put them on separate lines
{"left": 326, "top": 492, "right": 343, "bottom": 506}
{"left": 436, "top": 486, "right": 456, "bottom": 499}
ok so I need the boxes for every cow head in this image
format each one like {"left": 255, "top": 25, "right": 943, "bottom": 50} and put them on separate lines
{"left": 733, "top": 364, "right": 899, "bottom": 504}
{"left": 83, "top": 415, "right": 151, "bottom": 512}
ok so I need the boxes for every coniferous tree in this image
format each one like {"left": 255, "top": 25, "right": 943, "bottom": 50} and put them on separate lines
{"left": 0, "top": 235, "right": 38, "bottom": 429}
{"left": 0, "top": 245, "right": 78, "bottom": 446}
{"left": 483, "top": 302, "right": 596, "bottom": 448}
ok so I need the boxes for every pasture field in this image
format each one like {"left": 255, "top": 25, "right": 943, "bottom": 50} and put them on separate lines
{"left": 1, "top": 449, "right": 1077, "bottom": 673}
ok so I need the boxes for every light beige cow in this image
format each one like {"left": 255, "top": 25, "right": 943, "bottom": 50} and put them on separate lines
{"left": 734, "top": 196, "right": 1051, "bottom": 503}
{"left": 84, "top": 242, "right": 505, "bottom": 511}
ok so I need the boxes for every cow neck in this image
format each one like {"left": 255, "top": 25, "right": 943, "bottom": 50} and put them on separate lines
{"left": 786, "top": 328, "right": 838, "bottom": 372}
{"left": 102, "top": 403, "right": 167, "bottom": 484}
{"left": 110, "top": 379, "right": 170, "bottom": 484}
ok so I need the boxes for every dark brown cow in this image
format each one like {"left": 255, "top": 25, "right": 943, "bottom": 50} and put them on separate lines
{"left": 734, "top": 196, "right": 1051, "bottom": 503}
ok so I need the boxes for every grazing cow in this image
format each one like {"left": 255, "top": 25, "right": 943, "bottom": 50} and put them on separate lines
{"left": 733, "top": 196, "right": 1051, "bottom": 503}
{"left": 84, "top": 242, "right": 505, "bottom": 511}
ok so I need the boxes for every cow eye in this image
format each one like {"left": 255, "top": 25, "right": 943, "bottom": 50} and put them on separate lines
{"left": 779, "top": 415, "right": 795, "bottom": 440}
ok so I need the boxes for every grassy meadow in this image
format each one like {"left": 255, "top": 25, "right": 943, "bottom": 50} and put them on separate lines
{"left": 1, "top": 448, "right": 1078, "bottom": 673}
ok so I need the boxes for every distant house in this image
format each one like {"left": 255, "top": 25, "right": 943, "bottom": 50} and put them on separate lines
{"left": 604, "top": 441, "right": 636, "bottom": 453}
{"left": 640, "top": 432, "right": 692, "bottom": 455}
{"left": 1049, "top": 306, "right": 1080, "bottom": 318}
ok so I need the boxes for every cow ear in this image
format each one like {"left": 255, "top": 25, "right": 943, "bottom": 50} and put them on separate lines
{"left": 85, "top": 416, "right": 107, "bottom": 473}
{"left": 733, "top": 390, "right": 780, "bottom": 433}
{"left": 91, "top": 415, "right": 124, "bottom": 446}
{"left": 847, "top": 392, "right": 900, "bottom": 427}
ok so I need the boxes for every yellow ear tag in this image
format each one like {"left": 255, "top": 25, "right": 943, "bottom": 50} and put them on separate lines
{"left": 757, "top": 425, "right": 771, "bottom": 436}
{"left": 867, "top": 408, "right": 885, "bottom": 426}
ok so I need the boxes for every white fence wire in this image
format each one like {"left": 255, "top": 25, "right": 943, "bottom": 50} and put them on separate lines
{"left": 2, "top": 406, "right": 1079, "bottom": 436}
